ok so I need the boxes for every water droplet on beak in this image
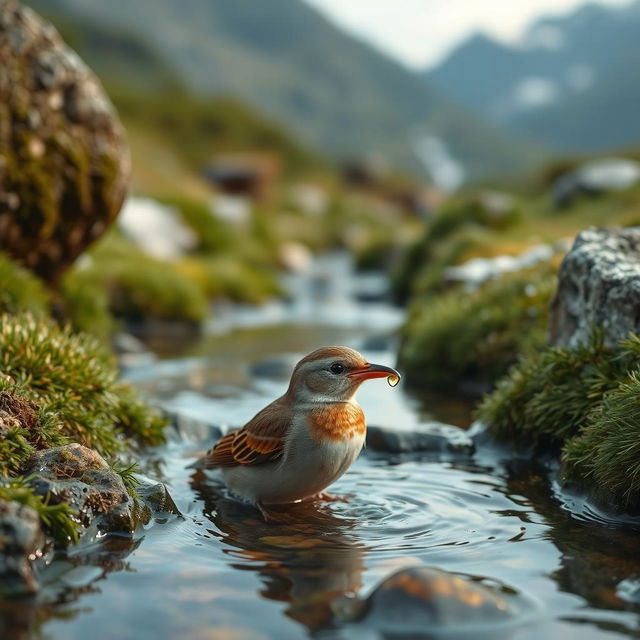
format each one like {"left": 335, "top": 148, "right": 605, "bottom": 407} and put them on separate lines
{"left": 387, "top": 374, "right": 399, "bottom": 387}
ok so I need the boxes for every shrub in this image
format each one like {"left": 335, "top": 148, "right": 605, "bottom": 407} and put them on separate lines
{"left": 398, "top": 262, "right": 556, "bottom": 390}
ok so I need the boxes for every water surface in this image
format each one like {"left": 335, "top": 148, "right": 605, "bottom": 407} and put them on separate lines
{"left": 6, "top": 256, "right": 640, "bottom": 640}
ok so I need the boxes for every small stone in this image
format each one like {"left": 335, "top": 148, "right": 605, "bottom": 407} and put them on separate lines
{"left": 24, "top": 444, "right": 136, "bottom": 535}
{"left": 0, "top": 500, "right": 44, "bottom": 597}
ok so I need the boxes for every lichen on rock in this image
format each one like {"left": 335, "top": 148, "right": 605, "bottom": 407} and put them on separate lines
{"left": 550, "top": 227, "right": 640, "bottom": 349}
{"left": 0, "top": 0, "right": 129, "bottom": 284}
{"left": 24, "top": 444, "right": 137, "bottom": 534}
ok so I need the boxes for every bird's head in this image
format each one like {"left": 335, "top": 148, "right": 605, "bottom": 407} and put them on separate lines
{"left": 286, "top": 346, "right": 400, "bottom": 404}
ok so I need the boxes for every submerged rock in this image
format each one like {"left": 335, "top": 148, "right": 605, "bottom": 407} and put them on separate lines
{"left": 366, "top": 423, "right": 474, "bottom": 456}
{"left": 0, "top": 500, "right": 44, "bottom": 597}
{"left": 0, "top": 1, "right": 129, "bottom": 284}
{"left": 339, "top": 566, "right": 536, "bottom": 637}
{"left": 24, "top": 444, "right": 136, "bottom": 535}
{"left": 550, "top": 227, "right": 640, "bottom": 348}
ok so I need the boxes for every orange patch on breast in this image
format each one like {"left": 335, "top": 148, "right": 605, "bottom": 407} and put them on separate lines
{"left": 309, "top": 403, "right": 366, "bottom": 442}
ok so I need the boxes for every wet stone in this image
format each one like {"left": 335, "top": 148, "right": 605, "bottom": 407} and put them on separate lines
{"left": 0, "top": 500, "right": 44, "bottom": 597}
{"left": 366, "top": 423, "right": 474, "bottom": 456}
{"left": 24, "top": 444, "right": 136, "bottom": 535}
{"left": 339, "top": 566, "right": 536, "bottom": 636}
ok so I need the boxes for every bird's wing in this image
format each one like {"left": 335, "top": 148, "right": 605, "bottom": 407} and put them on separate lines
{"left": 203, "top": 399, "right": 291, "bottom": 468}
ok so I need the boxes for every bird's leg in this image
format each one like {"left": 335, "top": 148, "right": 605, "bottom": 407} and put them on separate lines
{"left": 257, "top": 501, "right": 281, "bottom": 523}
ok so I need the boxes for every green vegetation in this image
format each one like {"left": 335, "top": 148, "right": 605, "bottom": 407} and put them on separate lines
{"left": 0, "top": 253, "right": 49, "bottom": 317}
{"left": 393, "top": 192, "right": 522, "bottom": 303}
{"left": 477, "top": 333, "right": 640, "bottom": 509}
{"left": 59, "top": 268, "right": 114, "bottom": 340}
{"left": 0, "top": 476, "right": 79, "bottom": 545}
{"left": 398, "top": 261, "right": 557, "bottom": 390}
{"left": 0, "top": 313, "right": 165, "bottom": 469}
{"left": 0, "top": 313, "right": 166, "bottom": 542}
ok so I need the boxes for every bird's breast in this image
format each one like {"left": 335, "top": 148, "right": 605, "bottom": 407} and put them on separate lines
{"left": 307, "top": 402, "right": 366, "bottom": 443}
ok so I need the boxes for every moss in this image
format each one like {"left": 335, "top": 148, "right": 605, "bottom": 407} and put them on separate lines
{"left": 177, "top": 255, "right": 281, "bottom": 305}
{"left": 478, "top": 333, "right": 640, "bottom": 509}
{"left": 398, "top": 262, "right": 557, "bottom": 391}
{"left": 0, "top": 477, "right": 79, "bottom": 545}
{"left": 0, "top": 253, "right": 49, "bottom": 316}
{"left": 78, "top": 233, "right": 209, "bottom": 325}
{"left": 59, "top": 268, "right": 114, "bottom": 340}
{"left": 392, "top": 193, "right": 521, "bottom": 303}
{"left": 0, "top": 16, "right": 127, "bottom": 285}
{"left": 0, "top": 313, "right": 166, "bottom": 465}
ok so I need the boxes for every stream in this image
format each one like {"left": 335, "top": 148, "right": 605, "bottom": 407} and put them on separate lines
{"left": 4, "top": 253, "right": 640, "bottom": 640}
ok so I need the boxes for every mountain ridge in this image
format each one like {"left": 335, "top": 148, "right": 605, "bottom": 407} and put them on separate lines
{"left": 25, "top": 0, "right": 545, "bottom": 179}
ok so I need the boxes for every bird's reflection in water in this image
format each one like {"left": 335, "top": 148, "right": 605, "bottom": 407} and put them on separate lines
{"left": 191, "top": 470, "right": 366, "bottom": 631}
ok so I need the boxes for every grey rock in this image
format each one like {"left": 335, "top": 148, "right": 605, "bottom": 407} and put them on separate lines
{"left": 0, "top": 1, "right": 129, "bottom": 284}
{"left": 553, "top": 158, "right": 640, "bottom": 208}
{"left": 550, "top": 227, "right": 640, "bottom": 348}
{"left": 338, "top": 566, "right": 536, "bottom": 637}
{"left": 24, "top": 444, "right": 136, "bottom": 535}
{"left": 366, "top": 423, "right": 474, "bottom": 455}
{"left": 0, "top": 500, "right": 44, "bottom": 597}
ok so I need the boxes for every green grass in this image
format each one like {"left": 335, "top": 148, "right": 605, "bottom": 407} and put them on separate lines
{"left": 398, "top": 261, "right": 557, "bottom": 391}
{"left": 0, "top": 313, "right": 166, "bottom": 473}
{"left": 0, "top": 476, "right": 79, "bottom": 546}
{"left": 478, "top": 333, "right": 640, "bottom": 509}
{"left": 0, "top": 253, "right": 49, "bottom": 317}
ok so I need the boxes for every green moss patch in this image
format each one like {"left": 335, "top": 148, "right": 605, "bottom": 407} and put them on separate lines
{"left": 398, "top": 262, "right": 556, "bottom": 391}
{"left": 0, "top": 313, "right": 166, "bottom": 475}
{"left": 0, "top": 253, "right": 49, "bottom": 317}
{"left": 478, "top": 333, "right": 640, "bottom": 509}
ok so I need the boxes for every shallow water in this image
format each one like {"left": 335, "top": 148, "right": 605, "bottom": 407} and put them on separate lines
{"left": 5, "top": 256, "right": 640, "bottom": 640}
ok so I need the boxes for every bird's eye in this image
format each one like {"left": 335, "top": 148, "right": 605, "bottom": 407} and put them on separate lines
{"left": 330, "top": 362, "right": 345, "bottom": 374}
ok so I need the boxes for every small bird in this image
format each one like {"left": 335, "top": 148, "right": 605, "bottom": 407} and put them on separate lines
{"left": 202, "top": 346, "right": 400, "bottom": 521}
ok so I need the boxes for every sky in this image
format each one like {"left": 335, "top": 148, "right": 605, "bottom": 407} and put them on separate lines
{"left": 304, "top": 0, "right": 633, "bottom": 69}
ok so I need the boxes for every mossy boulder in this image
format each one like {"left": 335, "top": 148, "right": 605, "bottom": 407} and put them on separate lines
{"left": 0, "top": 1, "right": 129, "bottom": 284}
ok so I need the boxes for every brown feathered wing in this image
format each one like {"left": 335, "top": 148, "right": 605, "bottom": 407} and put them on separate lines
{"left": 203, "top": 398, "right": 291, "bottom": 468}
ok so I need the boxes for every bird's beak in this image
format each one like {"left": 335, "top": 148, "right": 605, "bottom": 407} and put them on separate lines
{"left": 349, "top": 362, "right": 401, "bottom": 386}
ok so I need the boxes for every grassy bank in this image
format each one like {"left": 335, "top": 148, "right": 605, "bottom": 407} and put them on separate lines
{"left": 477, "top": 333, "right": 640, "bottom": 510}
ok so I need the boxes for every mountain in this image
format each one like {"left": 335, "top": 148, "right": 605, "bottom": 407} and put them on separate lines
{"left": 25, "top": 0, "right": 544, "bottom": 180}
{"left": 426, "top": 1, "right": 640, "bottom": 152}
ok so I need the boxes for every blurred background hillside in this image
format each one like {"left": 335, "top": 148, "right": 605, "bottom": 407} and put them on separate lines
{"left": 6, "top": 0, "right": 640, "bottom": 345}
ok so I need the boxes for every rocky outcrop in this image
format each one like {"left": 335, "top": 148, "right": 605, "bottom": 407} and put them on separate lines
{"left": 24, "top": 444, "right": 136, "bottom": 534}
{"left": 0, "top": 500, "right": 44, "bottom": 597}
{"left": 550, "top": 227, "right": 640, "bottom": 348}
{"left": 0, "top": 0, "right": 129, "bottom": 284}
